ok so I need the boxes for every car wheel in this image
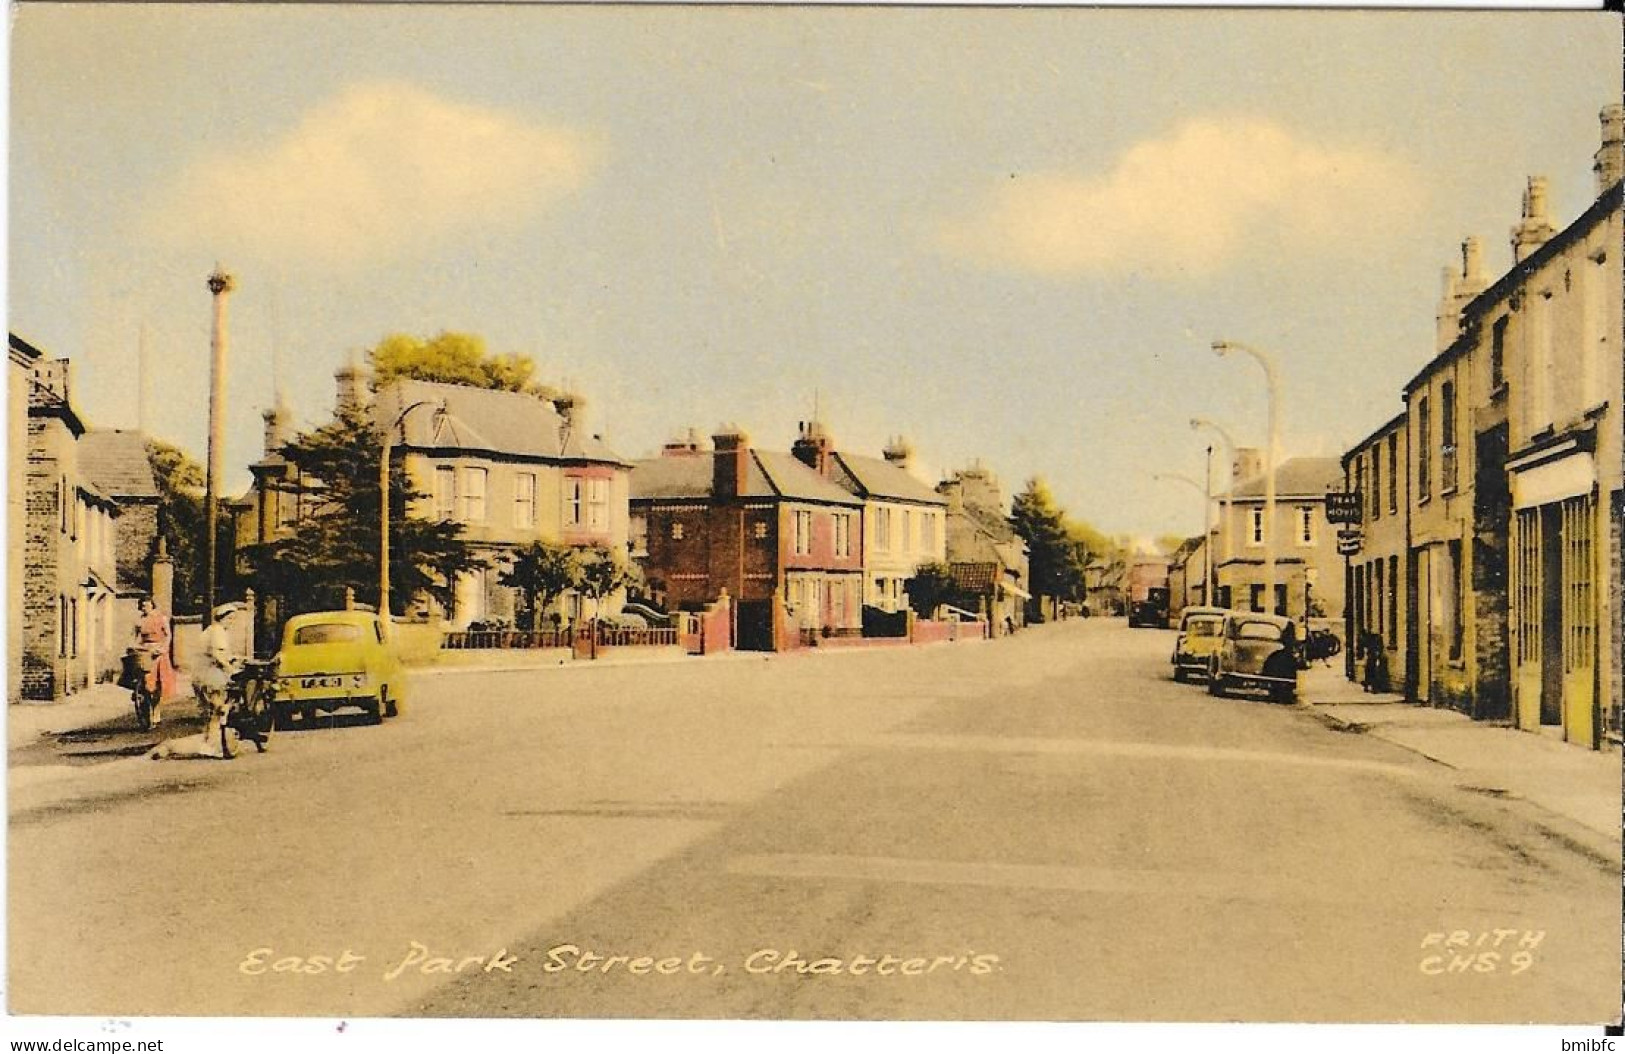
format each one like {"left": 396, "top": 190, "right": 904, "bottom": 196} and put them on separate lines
{"left": 1173, "top": 667, "right": 1187, "bottom": 683}
{"left": 1207, "top": 671, "right": 1226, "bottom": 697}
{"left": 382, "top": 686, "right": 400, "bottom": 719}
{"left": 364, "top": 693, "right": 385, "bottom": 726}
{"left": 1272, "top": 684, "right": 1297, "bottom": 705}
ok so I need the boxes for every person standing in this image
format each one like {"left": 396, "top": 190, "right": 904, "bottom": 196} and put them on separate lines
{"left": 133, "top": 596, "right": 177, "bottom": 726}
{"left": 192, "top": 603, "right": 245, "bottom": 759}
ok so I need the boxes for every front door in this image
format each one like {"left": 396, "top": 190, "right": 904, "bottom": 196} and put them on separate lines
{"left": 1512, "top": 507, "right": 1543, "bottom": 731}
{"left": 1560, "top": 495, "right": 1598, "bottom": 746}
{"left": 1413, "top": 548, "right": 1431, "bottom": 703}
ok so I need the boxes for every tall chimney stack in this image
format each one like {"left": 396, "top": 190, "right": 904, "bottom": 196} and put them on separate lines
{"left": 712, "top": 425, "right": 751, "bottom": 499}
{"left": 1596, "top": 104, "right": 1624, "bottom": 195}
{"left": 1511, "top": 176, "right": 1557, "bottom": 264}
{"left": 882, "top": 435, "right": 915, "bottom": 473}
{"left": 791, "top": 419, "right": 833, "bottom": 477}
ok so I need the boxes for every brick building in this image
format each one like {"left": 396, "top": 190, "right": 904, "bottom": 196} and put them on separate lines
{"left": 78, "top": 429, "right": 163, "bottom": 600}
{"left": 631, "top": 426, "right": 864, "bottom": 650}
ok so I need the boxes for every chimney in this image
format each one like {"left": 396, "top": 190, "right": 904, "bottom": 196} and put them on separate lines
{"left": 261, "top": 400, "right": 292, "bottom": 457}
{"left": 712, "top": 424, "right": 751, "bottom": 499}
{"left": 1596, "top": 103, "right": 1624, "bottom": 195}
{"left": 1459, "top": 236, "right": 1487, "bottom": 297}
{"left": 1232, "top": 447, "right": 1264, "bottom": 486}
{"left": 32, "top": 358, "right": 73, "bottom": 405}
{"left": 1511, "top": 177, "right": 1556, "bottom": 264}
{"left": 790, "top": 419, "right": 833, "bottom": 476}
{"left": 882, "top": 435, "right": 914, "bottom": 473}
{"left": 935, "top": 476, "right": 964, "bottom": 513}
{"left": 334, "top": 354, "right": 368, "bottom": 416}
{"left": 1435, "top": 265, "right": 1462, "bottom": 350}
{"left": 661, "top": 427, "right": 706, "bottom": 458}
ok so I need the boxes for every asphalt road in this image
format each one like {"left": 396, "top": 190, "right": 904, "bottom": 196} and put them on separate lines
{"left": 8, "top": 620, "right": 1620, "bottom": 1022}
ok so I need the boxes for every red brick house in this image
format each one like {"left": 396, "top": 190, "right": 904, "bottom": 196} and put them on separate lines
{"left": 631, "top": 426, "right": 864, "bottom": 650}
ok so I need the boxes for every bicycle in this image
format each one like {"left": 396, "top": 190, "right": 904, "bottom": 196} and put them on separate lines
{"left": 219, "top": 659, "right": 278, "bottom": 758}
{"left": 120, "top": 647, "right": 162, "bottom": 732}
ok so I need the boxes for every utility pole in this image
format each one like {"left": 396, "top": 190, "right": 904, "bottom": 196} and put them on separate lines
{"left": 204, "top": 266, "right": 236, "bottom": 626}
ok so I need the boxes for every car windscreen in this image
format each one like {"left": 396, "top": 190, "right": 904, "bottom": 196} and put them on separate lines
{"left": 1183, "top": 618, "right": 1222, "bottom": 637}
{"left": 1234, "top": 621, "right": 1284, "bottom": 641}
{"left": 292, "top": 623, "right": 364, "bottom": 646}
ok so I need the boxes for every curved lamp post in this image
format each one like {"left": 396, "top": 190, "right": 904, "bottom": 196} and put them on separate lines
{"left": 1190, "top": 417, "right": 1241, "bottom": 604}
{"left": 1154, "top": 471, "right": 1210, "bottom": 606}
{"left": 1211, "top": 340, "right": 1281, "bottom": 615}
{"left": 379, "top": 399, "right": 441, "bottom": 624}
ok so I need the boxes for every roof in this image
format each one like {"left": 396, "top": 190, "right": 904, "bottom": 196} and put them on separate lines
{"left": 79, "top": 430, "right": 160, "bottom": 500}
{"left": 949, "top": 562, "right": 999, "bottom": 593}
{"left": 1341, "top": 411, "right": 1408, "bottom": 467}
{"left": 9, "top": 333, "right": 43, "bottom": 366}
{"left": 631, "top": 449, "right": 861, "bottom": 506}
{"left": 375, "top": 379, "right": 627, "bottom": 466}
{"left": 1229, "top": 457, "right": 1343, "bottom": 500}
{"left": 1404, "top": 181, "right": 1623, "bottom": 396}
{"left": 831, "top": 452, "right": 946, "bottom": 506}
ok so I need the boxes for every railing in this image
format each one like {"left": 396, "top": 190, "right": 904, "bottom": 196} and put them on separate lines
{"left": 596, "top": 626, "right": 679, "bottom": 648}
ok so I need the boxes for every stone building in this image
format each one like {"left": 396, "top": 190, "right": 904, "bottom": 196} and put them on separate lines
{"left": 936, "top": 462, "right": 1029, "bottom": 632}
{"left": 78, "top": 429, "right": 163, "bottom": 601}
{"left": 1341, "top": 411, "right": 1409, "bottom": 691}
{"left": 9, "top": 335, "right": 41, "bottom": 703}
{"left": 1212, "top": 457, "right": 1346, "bottom": 623}
{"left": 20, "top": 350, "right": 122, "bottom": 699}
{"left": 631, "top": 426, "right": 865, "bottom": 649}
{"left": 239, "top": 365, "right": 633, "bottom": 631}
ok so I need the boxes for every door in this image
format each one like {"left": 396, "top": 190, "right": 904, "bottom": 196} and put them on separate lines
{"left": 1539, "top": 504, "right": 1564, "bottom": 727}
{"left": 1413, "top": 548, "right": 1431, "bottom": 703}
{"left": 1511, "top": 507, "right": 1543, "bottom": 730}
{"left": 1560, "top": 496, "right": 1597, "bottom": 746}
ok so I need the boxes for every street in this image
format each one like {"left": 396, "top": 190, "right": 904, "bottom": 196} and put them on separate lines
{"left": 8, "top": 619, "right": 1620, "bottom": 1022}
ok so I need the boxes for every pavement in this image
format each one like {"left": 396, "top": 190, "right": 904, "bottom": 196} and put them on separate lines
{"left": 1296, "top": 661, "right": 1622, "bottom": 860}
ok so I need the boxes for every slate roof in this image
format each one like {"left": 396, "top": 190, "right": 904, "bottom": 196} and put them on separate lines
{"left": 375, "top": 379, "right": 628, "bottom": 466}
{"left": 79, "top": 430, "right": 160, "bottom": 500}
{"left": 1229, "top": 457, "right": 1344, "bottom": 500}
{"left": 631, "top": 449, "right": 862, "bottom": 507}
{"left": 950, "top": 562, "right": 998, "bottom": 593}
{"left": 831, "top": 452, "right": 946, "bottom": 506}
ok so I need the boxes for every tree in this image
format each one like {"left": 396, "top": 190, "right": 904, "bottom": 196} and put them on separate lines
{"left": 145, "top": 439, "right": 210, "bottom": 614}
{"left": 1010, "top": 477, "right": 1087, "bottom": 615}
{"left": 242, "top": 409, "right": 485, "bottom": 616}
{"left": 367, "top": 332, "right": 559, "bottom": 398}
{"left": 498, "top": 542, "right": 582, "bottom": 630}
{"left": 903, "top": 562, "right": 975, "bottom": 618}
{"left": 576, "top": 545, "right": 641, "bottom": 618}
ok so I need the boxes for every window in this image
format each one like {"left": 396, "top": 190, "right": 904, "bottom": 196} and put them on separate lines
{"left": 513, "top": 473, "right": 537, "bottom": 529}
{"left": 921, "top": 511, "right": 936, "bottom": 553}
{"left": 875, "top": 507, "right": 892, "bottom": 551}
{"left": 1490, "top": 316, "right": 1508, "bottom": 391}
{"left": 833, "top": 513, "right": 851, "bottom": 559}
{"left": 1416, "top": 396, "right": 1431, "bottom": 500}
{"left": 565, "top": 478, "right": 583, "bottom": 527}
{"left": 1374, "top": 559, "right": 1385, "bottom": 643}
{"left": 459, "top": 467, "right": 487, "bottom": 523}
{"left": 1440, "top": 381, "right": 1458, "bottom": 493}
{"left": 1370, "top": 451, "right": 1381, "bottom": 522}
{"left": 1249, "top": 584, "right": 1265, "bottom": 612}
{"left": 1387, "top": 554, "right": 1399, "bottom": 647}
{"left": 1387, "top": 434, "right": 1398, "bottom": 515}
{"left": 586, "top": 478, "right": 610, "bottom": 531}
{"left": 1297, "top": 505, "right": 1315, "bottom": 545}
{"left": 434, "top": 467, "right": 456, "bottom": 520}
{"left": 902, "top": 510, "right": 913, "bottom": 552}
{"left": 1249, "top": 507, "right": 1264, "bottom": 546}
{"left": 793, "top": 510, "right": 813, "bottom": 556}
{"left": 1447, "top": 540, "right": 1464, "bottom": 660}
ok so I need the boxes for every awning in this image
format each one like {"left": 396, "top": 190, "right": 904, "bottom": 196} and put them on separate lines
{"left": 999, "top": 580, "right": 1032, "bottom": 600}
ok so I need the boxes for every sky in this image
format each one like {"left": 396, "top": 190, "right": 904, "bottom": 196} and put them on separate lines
{"left": 8, "top": 5, "right": 1622, "bottom": 541}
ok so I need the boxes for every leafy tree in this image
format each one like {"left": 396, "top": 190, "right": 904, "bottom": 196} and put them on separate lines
{"left": 145, "top": 439, "right": 210, "bottom": 614}
{"left": 904, "top": 561, "right": 976, "bottom": 618}
{"left": 366, "top": 332, "right": 559, "bottom": 398}
{"left": 242, "top": 409, "right": 484, "bottom": 616}
{"left": 576, "top": 545, "right": 641, "bottom": 617}
{"left": 498, "top": 542, "right": 583, "bottom": 630}
{"left": 1010, "top": 477, "right": 1087, "bottom": 613}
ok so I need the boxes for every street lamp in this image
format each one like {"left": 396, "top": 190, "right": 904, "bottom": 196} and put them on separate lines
{"left": 1189, "top": 417, "right": 1241, "bottom": 604}
{"left": 379, "top": 399, "right": 441, "bottom": 625}
{"left": 1211, "top": 339, "right": 1281, "bottom": 615}
{"left": 204, "top": 266, "right": 235, "bottom": 626}
{"left": 1153, "top": 471, "right": 1210, "bottom": 607}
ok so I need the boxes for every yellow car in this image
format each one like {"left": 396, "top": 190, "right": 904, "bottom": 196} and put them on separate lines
{"left": 1170, "top": 606, "right": 1228, "bottom": 682}
{"left": 273, "top": 610, "right": 406, "bottom": 727}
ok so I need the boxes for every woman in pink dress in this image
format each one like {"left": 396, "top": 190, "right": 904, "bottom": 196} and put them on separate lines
{"left": 134, "top": 597, "right": 178, "bottom": 723}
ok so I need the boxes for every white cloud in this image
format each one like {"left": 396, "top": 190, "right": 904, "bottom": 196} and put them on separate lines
{"left": 936, "top": 117, "right": 1421, "bottom": 279}
{"left": 145, "top": 81, "right": 599, "bottom": 267}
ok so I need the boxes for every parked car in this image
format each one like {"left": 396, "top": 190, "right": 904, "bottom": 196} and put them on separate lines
{"left": 1127, "top": 586, "right": 1171, "bottom": 628}
{"left": 273, "top": 610, "right": 406, "bottom": 727}
{"left": 1170, "top": 606, "right": 1228, "bottom": 682}
{"left": 1207, "top": 612, "right": 1301, "bottom": 703}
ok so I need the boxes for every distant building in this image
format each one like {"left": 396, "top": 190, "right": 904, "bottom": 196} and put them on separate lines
{"left": 78, "top": 429, "right": 163, "bottom": 600}
{"left": 1341, "top": 411, "right": 1408, "bottom": 691}
{"left": 1166, "top": 534, "right": 1210, "bottom": 614}
{"left": 9, "top": 335, "right": 42, "bottom": 703}
{"left": 631, "top": 425, "right": 865, "bottom": 649}
{"left": 1213, "top": 457, "right": 1345, "bottom": 623}
{"left": 936, "top": 462, "right": 1029, "bottom": 632}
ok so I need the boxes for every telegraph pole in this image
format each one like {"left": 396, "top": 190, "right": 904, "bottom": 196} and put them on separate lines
{"left": 204, "top": 266, "right": 236, "bottom": 625}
